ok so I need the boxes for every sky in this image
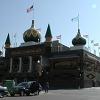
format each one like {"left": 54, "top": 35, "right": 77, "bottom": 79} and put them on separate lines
{"left": 0, "top": 0, "right": 100, "bottom": 56}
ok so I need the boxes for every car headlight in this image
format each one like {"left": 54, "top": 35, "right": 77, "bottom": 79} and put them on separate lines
{"left": 3, "top": 87, "right": 7, "bottom": 90}
{"left": 23, "top": 87, "right": 25, "bottom": 89}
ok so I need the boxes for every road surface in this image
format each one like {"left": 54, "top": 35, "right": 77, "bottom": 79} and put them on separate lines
{"left": 1, "top": 87, "right": 100, "bottom": 100}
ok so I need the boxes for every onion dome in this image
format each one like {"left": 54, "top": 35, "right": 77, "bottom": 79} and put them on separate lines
{"left": 72, "top": 29, "right": 86, "bottom": 46}
{"left": 23, "top": 20, "right": 41, "bottom": 42}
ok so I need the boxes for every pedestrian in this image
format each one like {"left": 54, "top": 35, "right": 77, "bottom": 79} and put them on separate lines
{"left": 44, "top": 82, "right": 49, "bottom": 93}
{"left": 35, "top": 81, "right": 40, "bottom": 95}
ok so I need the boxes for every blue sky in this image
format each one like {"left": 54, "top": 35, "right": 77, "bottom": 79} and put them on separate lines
{"left": 0, "top": 0, "right": 100, "bottom": 56}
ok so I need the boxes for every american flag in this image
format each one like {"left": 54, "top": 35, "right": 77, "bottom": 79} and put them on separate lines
{"left": 94, "top": 43, "right": 99, "bottom": 46}
{"left": 27, "top": 5, "right": 33, "bottom": 13}
{"left": 71, "top": 16, "right": 79, "bottom": 22}
{"left": 56, "top": 35, "right": 61, "bottom": 39}
{"left": 98, "top": 47, "right": 100, "bottom": 49}
{"left": 83, "top": 34, "right": 88, "bottom": 38}
{"left": 91, "top": 40, "right": 94, "bottom": 43}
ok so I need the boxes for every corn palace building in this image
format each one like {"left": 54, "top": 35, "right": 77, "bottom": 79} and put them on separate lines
{"left": 0, "top": 20, "right": 100, "bottom": 89}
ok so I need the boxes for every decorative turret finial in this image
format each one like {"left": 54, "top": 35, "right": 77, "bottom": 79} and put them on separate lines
{"left": 31, "top": 20, "right": 34, "bottom": 28}
{"left": 78, "top": 28, "right": 80, "bottom": 34}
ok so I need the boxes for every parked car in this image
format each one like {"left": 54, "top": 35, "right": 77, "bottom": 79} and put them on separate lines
{"left": 0, "top": 85, "right": 8, "bottom": 97}
{"left": 3, "top": 80, "right": 15, "bottom": 96}
{"left": 27, "top": 81, "right": 42, "bottom": 95}
{"left": 9, "top": 81, "right": 42, "bottom": 96}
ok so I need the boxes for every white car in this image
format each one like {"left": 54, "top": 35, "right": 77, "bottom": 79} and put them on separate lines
{"left": 0, "top": 85, "right": 8, "bottom": 97}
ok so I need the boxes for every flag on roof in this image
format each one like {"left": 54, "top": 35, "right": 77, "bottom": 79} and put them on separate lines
{"left": 71, "top": 16, "right": 79, "bottom": 22}
{"left": 94, "top": 43, "right": 99, "bottom": 46}
{"left": 91, "top": 40, "right": 94, "bottom": 43}
{"left": 27, "top": 5, "right": 33, "bottom": 13}
{"left": 56, "top": 35, "right": 61, "bottom": 39}
{"left": 94, "top": 49, "right": 96, "bottom": 55}
{"left": 83, "top": 34, "right": 88, "bottom": 38}
{"left": 98, "top": 47, "right": 100, "bottom": 49}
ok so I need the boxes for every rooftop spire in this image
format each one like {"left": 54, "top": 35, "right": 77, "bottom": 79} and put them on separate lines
{"left": 78, "top": 13, "right": 79, "bottom": 30}
{"left": 45, "top": 24, "right": 52, "bottom": 42}
{"left": 31, "top": 20, "right": 34, "bottom": 28}
{"left": 71, "top": 13, "right": 80, "bottom": 30}
{"left": 45, "top": 24, "right": 52, "bottom": 38}
{"left": 5, "top": 33, "right": 11, "bottom": 48}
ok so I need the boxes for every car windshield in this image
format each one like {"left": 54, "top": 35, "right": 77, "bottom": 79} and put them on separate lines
{"left": 28, "top": 81, "right": 36, "bottom": 84}
{"left": 17, "top": 82, "right": 28, "bottom": 87}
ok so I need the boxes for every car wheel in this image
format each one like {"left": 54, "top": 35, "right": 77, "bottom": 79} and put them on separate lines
{"left": 10, "top": 93, "right": 15, "bottom": 96}
{"left": 26, "top": 92, "right": 30, "bottom": 96}
{"left": 0, "top": 93, "right": 4, "bottom": 98}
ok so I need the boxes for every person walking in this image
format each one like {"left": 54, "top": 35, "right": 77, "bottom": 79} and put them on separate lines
{"left": 35, "top": 81, "right": 40, "bottom": 95}
{"left": 44, "top": 82, "right": 49, "bottom": 93}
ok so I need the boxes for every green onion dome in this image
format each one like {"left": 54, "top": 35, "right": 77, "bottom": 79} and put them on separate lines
{"left": 23, "top": 20, "right": 41, "bottom": 42}
{"left": 72, "top": 29, "right": 86, "bottom": 46}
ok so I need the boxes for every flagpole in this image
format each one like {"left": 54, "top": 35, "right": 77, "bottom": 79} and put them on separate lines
{"left": 98, "top": 47, "right": 100, "bottom": 56}
{"left": 93, "top": 41, "right": 95, "bottom": 54}
{"left": 88, "top": 35, "right": 90, "bottom": 51}
{"left": 78, "top": 13, "right": 79, "bottom": 29}
{"left": 71, "top": 13, "right": 80, "bottom": 30}
{"left": 33, "top": 2, "right": 34, "bottom": 20}
{"left": 98, "top": 47, "right": 99, "bottom": 57}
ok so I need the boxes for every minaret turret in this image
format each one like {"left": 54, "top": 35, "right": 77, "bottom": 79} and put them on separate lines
{"left": 5, "top": 33, "right": 11, "bottom": 48}
{"left": 44, "top": 24, "right": 52, "bottom": 55}
{"left": 45, "top": 24, "right": 52, "bottom": 42}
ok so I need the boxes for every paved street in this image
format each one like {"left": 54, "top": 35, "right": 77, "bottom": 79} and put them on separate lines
{"left": 1, "top": 87, "right": 100, "bottom": 100}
